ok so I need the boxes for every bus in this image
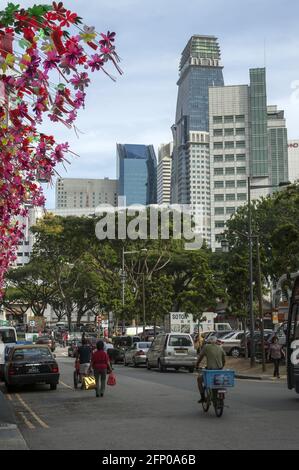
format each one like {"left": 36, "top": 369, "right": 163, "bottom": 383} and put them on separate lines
{"left": 0, "top": 326, "right": 17, "bottom": 379}
{"left": 286, "top": 276, "right": 299, "bottom": 394}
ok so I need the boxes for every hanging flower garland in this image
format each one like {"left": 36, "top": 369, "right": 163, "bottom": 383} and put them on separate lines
{"left": 0, "top": 2, "right": 122, "bottom": 294}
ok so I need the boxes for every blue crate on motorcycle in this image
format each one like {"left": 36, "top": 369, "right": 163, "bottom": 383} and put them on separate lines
{"left": 203, "top": 369, "right": 235, "bottom": 388}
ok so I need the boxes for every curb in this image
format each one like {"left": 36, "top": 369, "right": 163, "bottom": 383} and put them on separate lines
{"left": 0, "top": 390, "right": 29, "bottom": 450}
{"left": 235, "top": 373, "right": 264, "bottom": 380}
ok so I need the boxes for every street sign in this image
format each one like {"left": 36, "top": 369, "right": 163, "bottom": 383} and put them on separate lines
{"left": 29, "top": 320, "right": 35, "bottom": 327}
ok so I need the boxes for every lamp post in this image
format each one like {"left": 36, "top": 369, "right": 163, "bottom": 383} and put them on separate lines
{"left": 121, "top": 247, "right": 147, "bottom": 335}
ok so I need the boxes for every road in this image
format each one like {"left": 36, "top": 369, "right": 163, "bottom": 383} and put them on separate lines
{"left": 1, "top": 355, "right": 299, "bottom": 450}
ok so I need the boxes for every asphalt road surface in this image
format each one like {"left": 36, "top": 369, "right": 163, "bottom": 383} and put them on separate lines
{"left": 1, "top": 357, "right": 299, "bottom": 450}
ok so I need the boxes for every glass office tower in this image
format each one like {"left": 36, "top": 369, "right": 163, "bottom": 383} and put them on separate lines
{"left": 117, "top": 144, "right": 157, "bottom": 206}
{"left": 171, "top": 35, "right": 224, "bottom": 242}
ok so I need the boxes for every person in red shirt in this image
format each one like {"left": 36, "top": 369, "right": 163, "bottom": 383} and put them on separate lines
{"left": 91, "top": 340, "right": 111, "bottom": 397}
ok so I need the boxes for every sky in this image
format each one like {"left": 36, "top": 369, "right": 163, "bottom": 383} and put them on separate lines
{"left": 15, "top": 0, "right": 299, "bottom": 207}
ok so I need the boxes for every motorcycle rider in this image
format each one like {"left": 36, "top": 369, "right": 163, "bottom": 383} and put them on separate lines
{"left": 196, "top": 336, "right": 226, "bottom": 403}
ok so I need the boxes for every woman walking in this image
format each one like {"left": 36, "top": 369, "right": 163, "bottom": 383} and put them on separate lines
{"left": 268, "top": 336, "right": 284, "bottom": 379}
{"left": 91, "top": 340, "right": 111, "bottom": 397}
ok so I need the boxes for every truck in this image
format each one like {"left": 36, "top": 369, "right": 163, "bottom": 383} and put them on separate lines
{"left": 164, "top": 312, "right": 232, "bottom": 335}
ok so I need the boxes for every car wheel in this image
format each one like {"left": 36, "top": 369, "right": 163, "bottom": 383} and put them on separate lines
{"left": 230, "top": 348, "right": 240, "bottom": 358}
{"left": 158, "top": 359, "right": 166, "bottom": 372}
{"left": 174, "top": 367, "right": 180, "bottom": 371}
{"left": 50, "top": 383, "right": 57, "bottom": 390}
{"left": 146, "top": 360, "right": 151, "bottom": 370}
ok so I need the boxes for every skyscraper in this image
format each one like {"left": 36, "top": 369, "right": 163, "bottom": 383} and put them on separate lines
{"left": 117, "top": 144, "right": 157, "bottom": 205}
{"left": 288, "top": 140, "right": 299, "bottom": 182}
{"left": 157, "top": 143, "right": 173, "bottom": 204}
{"left": 171, "top": 35, "right": 224, "bottom": 241}
{"left": 55, "top": 178, "right": 118, "bottom": 209}
{"left": 209, "top": 68, "right": 289, "bottom": 251}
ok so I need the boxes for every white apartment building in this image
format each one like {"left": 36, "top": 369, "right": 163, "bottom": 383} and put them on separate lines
{"left": 209, "top": 85, "right": 250, "bottom": 251}
{"left": 157, "top": 143, "right": 173, "bottom": 204}
{"left": 13, "top": 206, "right": 45, "bottom": 267}
{"left": 288, "top": 140, "right": 299, "bottom": 183}
{"left": 55, "top": 178, "right": 118, "bottom": 209}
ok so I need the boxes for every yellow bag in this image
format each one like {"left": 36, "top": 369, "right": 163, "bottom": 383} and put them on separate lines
{"left": 82, "top": 376, "right": 96, "bottom": 390}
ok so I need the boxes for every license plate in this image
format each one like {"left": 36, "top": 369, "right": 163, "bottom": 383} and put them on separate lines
{"left": 175, "top": 349, "right": 187, "bottom": 354}
{"left": 27, "top": 367, "right": 39, "bottom": 374}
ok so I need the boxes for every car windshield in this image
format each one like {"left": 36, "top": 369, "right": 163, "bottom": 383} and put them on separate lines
{"left": 138, "top": 342, "right": 151, "bottom": 349}
{"left": 168, "top": 335, "right": 192, "bottom": 347}
{"left": 13, "top": 348, "right": 53, "bottom": 361}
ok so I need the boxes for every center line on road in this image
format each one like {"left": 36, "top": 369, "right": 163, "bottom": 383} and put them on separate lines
{"left": 60, "top": 380, "right": 73, "bottom": 390}
{"left": 19, "top": 411, "right": 35, "bottom": 430}
{"left": 15, "top": 394, "right": 49, "bottom": 429}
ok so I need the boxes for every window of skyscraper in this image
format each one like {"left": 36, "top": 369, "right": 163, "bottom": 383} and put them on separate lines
{"left": 226, "top": 207, "right": 236, "bottom": 214}
{"left": 213, "top": 129, "right": 223, "bottom": 136}
{"left": 225, "top": 155, "right": 235, "bottom": 162}
{"left": 226, "top": 181, "right": 235, "bottom": 188}
{"left": 236, "top": 141, "right": 246, "bottom": 148}
{"left": 225, "top": 168, "right": 235, "bottom": 175}
{"left": 214, "top": 168, "right": 224, "bottom": 175}
{"left": 226, "top": 194, "right": 236, "bottom": 201}
{"left": 236, "top": 154, "right": 246, "bottom": 161}
{"left": 236, "top": 128, "right": 245, "bottom": 135}
{"left": 237, "top": 193, "right": 247, "bottom": 200}
{"left": 224, "top": 116, "right": 234, "bottom": 123}
{"left": 236, "top": 115, "right": 245, "bottom": 122}
{"left": 224, "top": 128, "right": 234, "bottom": 136}
{"left": 237, "top": 180, "right": 247, "bottom": 187}
{"left": 225, "top": 141, "right": 234, "bottom": 149}
{"left": 214, "top": 181, "right": 224, "bottom": 188}
{"left": 213, "top": 116, "right": 223, "bottom": 124}
{"left": 214, "top": 142, "right": 223, "bottom": 149}
{"left": 215, "top": 221, "right": 225, "bottom": 228}
{"left": 215, "top": 207, "right": 225, "bottom": 215}
{"left": 215, "top": 194, "right": 224, "bottom": 201}
{"left": 237, "top": 167, "right": 246, "bottom": 174}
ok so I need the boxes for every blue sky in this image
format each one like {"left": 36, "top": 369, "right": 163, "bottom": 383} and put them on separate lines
{"left": 19, "top": 0, "right": 299, "bottom": 207}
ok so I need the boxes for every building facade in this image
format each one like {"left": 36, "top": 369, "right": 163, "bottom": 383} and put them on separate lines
{"left": 171, "top": 35, "right": 224, "bottom": 241}
{"left": 209, "top": 85, "right": 250, "bottom": 251}
{"left": 117, "top": 144, "right": 157, "bottom": 206}
{"left": 288, "top": 140, "right": 299, "bottom": 182}
{"left": 157, "top": 143, "right": 173, "bottom": 204}
{"left": 55, "top": 178, "right": 118, "bottom": 209}
{"left": 13, "top": 206, "right": 45, "bottom": 267}
{"left": 209, "top": 68, "right": 289, "bottom": 251}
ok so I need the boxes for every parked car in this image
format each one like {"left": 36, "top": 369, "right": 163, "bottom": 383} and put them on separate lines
{"left": 217, "top": 331, "right": 246, "bottom": 358}
{"left": 240, "top": 329, "right": 273, "bottom": 357}
{"left": 124, "top": 341, "right": 152, "bottom": 367}
{"left": 68, "top": 339, "right": 82, "bottom": 357}
{"left": 146, "top": 333, "right": 197, "bottom": 372}
{"left": 113, "top": 336, "right": 141, "bottom": 351}
{"left": 4, "top": 345, "right": 59, "bottom": 392}
{"left": 35, "top": 335, "right": 56, "bottom": 352}
{"left": 203, "top": 330, "right": 236, "bottom": 345}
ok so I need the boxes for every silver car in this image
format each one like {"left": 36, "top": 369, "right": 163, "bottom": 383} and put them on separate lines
{"left": 124, "top": 342, "right": 152, "bottom": 367}
{"left": 146, "top": 333, "right": 197, "bottom": 372}
{"left": 217, "top": 331, "right": 245, "bottom": 357}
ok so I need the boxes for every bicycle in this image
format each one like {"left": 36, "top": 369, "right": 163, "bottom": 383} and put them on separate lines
{"left": 201, "top": 369, "right": 235, "bottom": 418}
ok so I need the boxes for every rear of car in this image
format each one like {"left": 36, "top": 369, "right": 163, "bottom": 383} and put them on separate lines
{"left": 0, "top": 327, "right": 17, "bottom": 380}
{"left": 4, "top": 345, "right": 59, "bottom": 391}
{"left": 147, "top": 333, "right": 197, "bottom": 372}
{"left": 124, "top": 342, "right": 151, "bottom": 366}
{"left": 218, "top": 331, "right": 245, "bottom": 357}
{"left": 35, "top": 336, "right": 56, "bottom": 352}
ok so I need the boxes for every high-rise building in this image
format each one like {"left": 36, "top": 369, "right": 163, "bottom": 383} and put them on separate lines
{"left": 267, "top": 105, "right": 288, "bottom": 187}
{"left": 117, "top": 144, "right": 157, "bottom": 205}
{"left": 157, "top": 143, "right": 173, "bottom": 204}
{"left": 288, "top": 140, "right": 299, "bottom": 182}
{"left": 209, "top": 68, "right": 289, "bottom": 251}
{"left": 171, "top": 35, "right": 224, "bottom": 241}
{"left": 55, "top": 178, "right": 118, "bottom": 209}
{"left": 209, "top": 85, "right": 250, "bottom": 251}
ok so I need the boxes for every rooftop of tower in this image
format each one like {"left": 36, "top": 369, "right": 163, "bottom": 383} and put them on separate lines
{"left": 179, "top": 35, "right": 222, "bottom": 72}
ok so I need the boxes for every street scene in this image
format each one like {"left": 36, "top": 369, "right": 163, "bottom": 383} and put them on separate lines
{"left": 1, "top": 0, "right": 299, "bottom": 454}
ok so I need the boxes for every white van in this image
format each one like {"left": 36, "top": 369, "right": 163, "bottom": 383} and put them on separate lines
{"left": 0, "top": 327, "right": 17, "bottom": 379}
{"left": 146, "top": 333, "right": 197, "bottom": 372}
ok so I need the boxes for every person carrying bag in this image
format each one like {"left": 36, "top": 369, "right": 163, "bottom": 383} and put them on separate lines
{"left": 90, "top": 340, "right": 112, "bottom": 397}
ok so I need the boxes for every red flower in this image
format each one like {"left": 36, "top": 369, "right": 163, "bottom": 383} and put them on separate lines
{"left": 59, "top": 10, "right": 78, "bottom": 27}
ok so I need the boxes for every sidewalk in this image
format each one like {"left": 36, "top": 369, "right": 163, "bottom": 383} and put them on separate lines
{"left": 225, "top": 357, "right": 287, "bottom": 381}
{"left": 0, "top": 390, "right": 28, "bottom": 450}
